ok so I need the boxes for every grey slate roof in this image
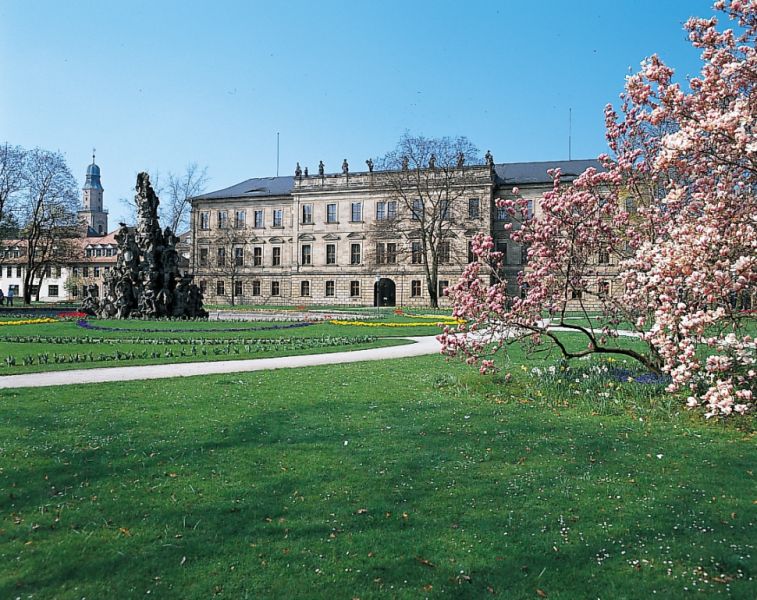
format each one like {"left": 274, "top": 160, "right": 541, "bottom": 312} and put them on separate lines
{"left": 494, "top": 159, "right": 602, "bottom": 185}
{"left": 194, "top": 176, "right": 295, "bottom": 200}
{"left": 195, "top": 160, "right": 602, "bottom": 200}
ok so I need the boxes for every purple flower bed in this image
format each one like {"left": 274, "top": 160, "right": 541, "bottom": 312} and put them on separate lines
{"left": 76, "top": 319, "right": 314, "bottom": 333}
{"left": 608, "top": 367, "right": 671, "bottom": 385}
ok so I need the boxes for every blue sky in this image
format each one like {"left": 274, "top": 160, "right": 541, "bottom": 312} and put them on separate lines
{"left": 1, "top": 0, "right": 715, "bottom": 227}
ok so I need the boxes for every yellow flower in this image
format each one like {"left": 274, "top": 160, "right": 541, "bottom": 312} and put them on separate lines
{"left": 0, "top": 317, "right": 58, "bottom": 326}
{"left": 328, "top": 319, "right": 463, "bottom": 327}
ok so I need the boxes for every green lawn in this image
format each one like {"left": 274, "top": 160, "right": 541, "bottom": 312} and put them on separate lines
{"left": 1, "top": 354, "right": 753, "bottom": 599}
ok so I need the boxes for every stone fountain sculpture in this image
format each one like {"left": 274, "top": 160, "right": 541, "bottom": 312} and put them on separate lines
{"left": 82, "top": 172, "right": 208, "bottom": 319}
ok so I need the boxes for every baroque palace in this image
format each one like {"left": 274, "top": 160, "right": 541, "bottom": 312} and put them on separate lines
{"left": 189, "top": 158, "right": 600, "bottom": 307}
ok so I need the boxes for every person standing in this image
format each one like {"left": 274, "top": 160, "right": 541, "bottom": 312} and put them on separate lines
{"left": 0, "top": 289, "right": 4, "bottom": 305}
{"left": 7, "top": 288, "right": 14, "bottom": 306}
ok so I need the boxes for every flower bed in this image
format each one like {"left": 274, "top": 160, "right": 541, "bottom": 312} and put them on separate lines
{"left": 76, "top": 319, "right": 314, "bottom": 333}
{"left": 0, "top": 317, "right": 58, "bottom": 327}
{"left": 329, "top": 318, "right": 462, "bottom": 327}
{"left": 1, "top": 335, "right": 378, "bottom": 368}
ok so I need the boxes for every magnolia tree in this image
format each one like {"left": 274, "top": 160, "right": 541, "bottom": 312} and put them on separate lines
{"left": 441, "top": 0, "right": 756, "bottom": 418}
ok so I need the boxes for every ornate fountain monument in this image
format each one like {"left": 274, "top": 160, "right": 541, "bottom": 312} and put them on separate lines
{"left": 82, "top": 172, "right": 207, "bottom": 319}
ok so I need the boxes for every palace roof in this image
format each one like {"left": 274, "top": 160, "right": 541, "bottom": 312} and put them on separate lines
{"left": 194, "top": 159, "right": 603, "bottom": 201}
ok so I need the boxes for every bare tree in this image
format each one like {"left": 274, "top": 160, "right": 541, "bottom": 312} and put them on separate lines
{"left": 19, "top": 148, "right": 79, "bottom": 304}
{"left": 374, "top": 133, "right": 482, "bottom": 307}
{"left": 200, "top": 223, "right": 247, "bottom": 306}
{"left": 0, "top": 143, "right": 26, "bottom": 227}
{"left": 165, "top": 163, "right": 208, "bottom": 233}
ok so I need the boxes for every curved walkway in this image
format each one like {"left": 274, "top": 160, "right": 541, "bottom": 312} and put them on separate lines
{"left": 0, "top": 336, "right": 442, "bottom": 389}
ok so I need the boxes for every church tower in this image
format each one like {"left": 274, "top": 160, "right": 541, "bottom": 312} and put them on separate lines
{"left": 79, "top": 151, "right": 108, "bottom": 236}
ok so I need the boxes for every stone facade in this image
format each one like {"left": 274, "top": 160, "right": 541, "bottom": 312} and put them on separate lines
{"left": 190, "top": 159, "right": 602, "bottom": 307}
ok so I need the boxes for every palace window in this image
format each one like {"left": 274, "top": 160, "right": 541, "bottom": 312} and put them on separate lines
{"left": 412, "top": 198, "right": 422, "bottom": 220}
{"left": 302, "top": 204, "right": 313, "bottom": 224}
{"left": 253, "top": 246, "right": 263, "bottom": 266}
{"left": 326, "top": 243, "right": 336, "bottom": 265}
{"left": 216, "top": 280, "right": 225, "bottom": 296}
{"left": 235, "top": 210, "right": 246, "bottom": 228}
{"left": 350, "top": 280, "right": 360, "bottom": 297}
{"left": 217, "top": 211, "right": 228, "bottom": 229}
{"left": 496, "top": 242, "right": 508, "bottom": 265}
{"left": 496, "top": 205, "right": 509, "bottom": 221}
{"left": 271, "top": 281, "right": 280, "bottom": 296}
{"left": 376, "top": 200, "right": 397, "bottom": 221}
{"left": 234, "top": 280, "right": 243, "bottom": 296}
{"left": 217, "top": 247, "right": 226, "bottom": 266}
{"left": 468, "top": 198, "right": 480, "bottom": 218}
{"left": 83, "top": 266, "right": 89, "bottom": 277}
{"left": 48, "top": 285, "right": 59, "bottom": 297}
{"left": 254, "top": 210, "right": 264, "bottom": 228}
{"left": 272, "top": 246, "right": 281, "bottom": 266}
{"left": 327, "top": 203, "right": 338, "bottom": 223}
{"left": 598, "top": 248, "right": 610, "bottom": 265}
{"left": 300, "top": 280, "right": 310, "bottom": 296}
{"left": 94, "top": 267, "right": 100, "bottom": 277}
{"left": 273, "top": 209, "right": 283, "bottom": 227}
{"left": 438, "top": 280, "right": 449, "bottom": 297}
{"left": 439, "top": 241, "right": 451, "bottom": 264}
{"left": 376, "top": 242, "right": 397, "bottom": 264}
{"left": 411, "top": 241, "right": 423, "bottom": 264}
{"left": 200, "top": 212, "right": 210, "bottom": 230}
{"left": 411, "top": 280, "right": 422, "bottom": 297}
{"left": 325, "top": 280, "right": 335, "bottom": 297}
{"left": 351, "top": 202, "right": 362, "bottom": 222}
{"left": 301, "top": 244, "right": 312, "bottom": 265}
{"left": 386, "top": 242, "right": 397, "bottom": 264}
{"left": 234, "top": 247, "right": 244, "bottom": 266}
{"left": 199, "top": 247, "right": 208, "bottom": 266}
{"left": 252, "top": 280, "right": 261, "bottom": 296}
{"left": 350, "top": 243, "right": 361, "bottom": 265}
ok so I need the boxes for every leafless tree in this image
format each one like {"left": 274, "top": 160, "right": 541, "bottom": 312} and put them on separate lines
{"left": 374, "top": 133, "right": 481, "bottom": 307}
{"left": 0, "top": 143, "right": 26, "bottom": 227}
{"left": 18, "top": 148, "right": 80, "bottom": 304}
{"left": 199, "top": 223, "right": 247, "bottom": 306}
{"left": 165, "top": 163, "right": 208, "bottom": 233}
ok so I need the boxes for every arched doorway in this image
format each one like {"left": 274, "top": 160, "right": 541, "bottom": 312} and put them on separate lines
{"left": 374, "top": 278, "right": 396, "bottom": 307}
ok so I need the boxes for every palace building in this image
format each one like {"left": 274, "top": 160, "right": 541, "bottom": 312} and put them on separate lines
{"left": 189, "top": 158, "right": 600, "bottom": 307}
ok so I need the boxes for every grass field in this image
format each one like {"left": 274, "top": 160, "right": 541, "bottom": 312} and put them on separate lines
{"left": 1, "top": 352, "right": 754, "bottom": 599}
